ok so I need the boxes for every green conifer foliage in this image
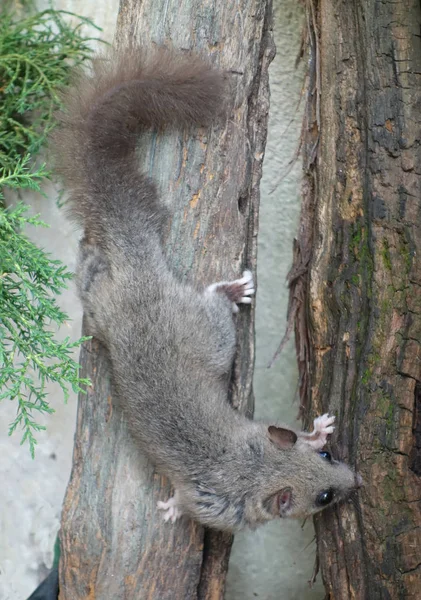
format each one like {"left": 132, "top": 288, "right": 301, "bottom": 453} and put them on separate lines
{"left": 0, "top": 7, "right": 102, "bottom": 456}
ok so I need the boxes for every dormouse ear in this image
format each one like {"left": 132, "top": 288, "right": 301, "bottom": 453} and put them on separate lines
{"left": 268, "top": 426, "right": 297, "bottom": 450}
{"left": 264, "top": 487, "right": 293, "bottom": 517}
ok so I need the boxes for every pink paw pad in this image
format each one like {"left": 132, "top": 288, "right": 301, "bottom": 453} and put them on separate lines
{"left": 207, "top": 270, "right": 255, "bottom": 313}
{"left": 311, "top": 414, "right": 335, "bottom": 449}
{"left": 313, "top": 413, "right": 335, "bottom": 436}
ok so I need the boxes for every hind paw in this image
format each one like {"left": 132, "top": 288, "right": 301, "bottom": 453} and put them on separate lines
{"left": 206, "top": 270, "right": 255, "bottom": 313}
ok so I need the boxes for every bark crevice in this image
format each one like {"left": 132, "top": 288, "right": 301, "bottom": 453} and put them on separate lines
{"left": 290, "top": 0, "right": 421, "bottom": 597}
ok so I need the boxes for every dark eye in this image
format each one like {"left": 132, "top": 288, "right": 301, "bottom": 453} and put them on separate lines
{"left": 316, "top": 488, "right": 334, "bottom": 507}
{"left": 319, "top": 451, "right": 332, "bottom": 462}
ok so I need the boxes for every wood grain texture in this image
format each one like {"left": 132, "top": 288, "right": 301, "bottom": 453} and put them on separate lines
{"left": 291, "top": 0, "right": 421, "bottom": 597}
{"left": 59, "top": 1, "right": 274, "bottom": 598}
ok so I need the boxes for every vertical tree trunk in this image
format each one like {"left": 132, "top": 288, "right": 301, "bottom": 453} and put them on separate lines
{"left": 58, "top": 1, "right": 274, "bottom": 599}
{"left": 290, "top": 0, "right": 421, "bottom": 597}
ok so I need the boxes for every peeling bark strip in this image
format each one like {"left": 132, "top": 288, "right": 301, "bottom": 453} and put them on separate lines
{"left": 291, "top": 0, "right": 421, "bottom": 598}
{"left": 58, "top": 1, "right": 274, "bottom": 599}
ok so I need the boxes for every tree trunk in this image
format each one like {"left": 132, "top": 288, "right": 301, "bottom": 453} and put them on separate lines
{"left": 58, "top": 1, "right": 274, "bottom": 599}
{"left": 290, "top": 0, "right": 421, "bottom": 598}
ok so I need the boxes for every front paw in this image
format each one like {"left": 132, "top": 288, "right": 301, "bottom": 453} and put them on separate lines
{"left": 313, "top": 413, "right": 335, "bottom": 434}
{"left": 157, "top": 492, "right": 181, "bottom": 524}
{"left": 312, "top": 414, "right": 335, "bottom": 448}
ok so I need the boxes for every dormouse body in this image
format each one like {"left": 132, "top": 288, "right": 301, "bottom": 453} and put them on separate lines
{"left": 51, "top": 46, "right": 361, "bottom": 532}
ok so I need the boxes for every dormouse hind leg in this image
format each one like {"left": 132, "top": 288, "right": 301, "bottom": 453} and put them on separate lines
{"left": 77, "top": 239, "right": 111, "bottom": 340}
{"left": 205, "top": 270, "right": 255, "bottom": 313}
{"left": 199, "top": 270, "right": 254, "bottom": 377}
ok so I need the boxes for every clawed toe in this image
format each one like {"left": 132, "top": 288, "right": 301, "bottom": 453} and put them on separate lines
{"left": 314, "top": 414, "right": 336, "bottom": 433}
{"left": 206, "top": 270, "right": 255, "bottom": 312}
{"left": 238, "top": 270, "right": 253, "bottom": 285}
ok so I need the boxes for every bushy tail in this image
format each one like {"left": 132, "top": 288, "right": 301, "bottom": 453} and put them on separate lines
{"left": 50, "top": 46, "right": 226, "bottom": 244}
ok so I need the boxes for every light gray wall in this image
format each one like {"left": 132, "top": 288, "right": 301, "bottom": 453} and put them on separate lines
{"left": 226, "top": 2, "right": 323, "bottom": 598}
{"left": 0, "top": 2, "right": 323, "bottom": 599}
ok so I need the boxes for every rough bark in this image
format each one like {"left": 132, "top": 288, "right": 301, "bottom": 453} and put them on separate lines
{"left": 58, "top": 1, "right": 274, "bottom": 599}
{"left": 289, "top": 0, "right": 421, "bottom": 598}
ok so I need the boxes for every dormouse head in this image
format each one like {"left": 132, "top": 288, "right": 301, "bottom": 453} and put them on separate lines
{"left": 250, "top": 422, "right": 362, "bottom": 523}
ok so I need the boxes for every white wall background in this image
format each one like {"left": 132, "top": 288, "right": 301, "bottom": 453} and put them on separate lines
{"left": 0, "top": 2, "right": 323, "bottom": 599}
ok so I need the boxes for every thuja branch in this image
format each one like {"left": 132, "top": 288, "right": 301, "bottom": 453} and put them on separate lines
{"left": 0, "top": 6, "right": 102, "bottom": 455}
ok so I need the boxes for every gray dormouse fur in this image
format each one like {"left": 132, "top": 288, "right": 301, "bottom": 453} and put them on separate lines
{"left": 51, "top": 46, "right": 361, "bottom": 532}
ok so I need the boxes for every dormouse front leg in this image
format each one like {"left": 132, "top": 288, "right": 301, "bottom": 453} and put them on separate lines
{"left": 299, "top": 414, "right": 335, "bottom": 450}
{"left": 157, "top": 490, "right": 182, "bottom": 524}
